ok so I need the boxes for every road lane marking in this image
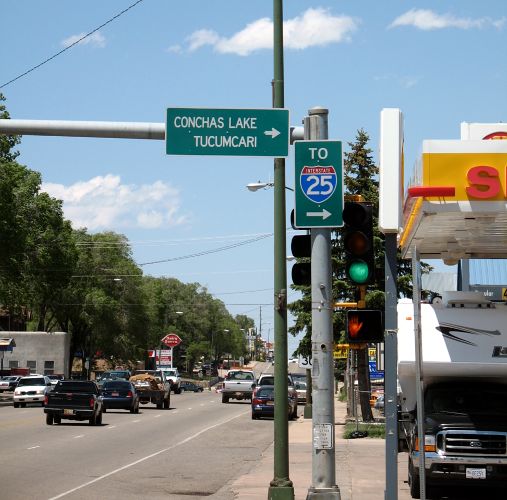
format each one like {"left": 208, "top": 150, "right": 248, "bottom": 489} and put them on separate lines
{"left": 48, "top": 410, "right": 249, "bottom": 500}
{"left": 132, "top": 419, "right": 140, "bottom": 423}
{"left": 154, "top": 414, "right": 161, "bottom": 418}
{"left": 107, "top": 425, "right": 116, "bottom": 429}
{"left": 73, "top": 435, "right": 84, "bottom": 439}
{"left": 27, "top": 445, "right": 40, "bottom": 450}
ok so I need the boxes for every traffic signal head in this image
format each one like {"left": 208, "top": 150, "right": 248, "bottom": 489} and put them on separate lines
{"left": 291, "top": 234, "right": 311, "bottom": 286}
{"left": 342, "top": 201, "right": 374, "bottom": 285}
{"left": 346, "top": 310, "right": 384, "bottom": 343}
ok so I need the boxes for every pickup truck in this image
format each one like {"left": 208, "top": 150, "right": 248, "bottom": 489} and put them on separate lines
{"left": 130, "top": 370, "right": 171, "bottom": 409}
{"left": 222, "top": 369, "right": 255, "bottom": 403}
{"left": 44, "top": 380, "right": 103, "bottom": 425}
{"left": 160, "top": 367, "right": 182, "bottom": 394}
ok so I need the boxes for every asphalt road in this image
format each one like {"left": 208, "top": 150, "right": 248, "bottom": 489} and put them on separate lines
{"left": 0, "top": 390, "right": 276, "bottom": 500}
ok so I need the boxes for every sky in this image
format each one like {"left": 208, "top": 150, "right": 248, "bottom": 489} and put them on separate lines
{"left": 1, "top": 1, "right": 506, "bottom": 355}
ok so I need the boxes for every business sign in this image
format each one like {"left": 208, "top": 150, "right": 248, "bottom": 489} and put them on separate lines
{"left": 166, "top": 108, "right": 289, "bottom": 157}
{"left": 417, "top": 140, "right": 507, "bottom": 201}
{"left": 469, "top": 285, "right": 507, "bottom": 301}
{"left": 161, "top": 333, "right": 182, "bottom": 348}
{"left": 333, "top": 344, "right": 349, "bottom": 359}
{"left": 294, "top": 140, "right": 343, "bottom": 228}
{"left": 369, "top": 361, "right": 384, "bottom": 380}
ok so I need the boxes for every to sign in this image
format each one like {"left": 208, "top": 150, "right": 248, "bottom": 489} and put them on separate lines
{"left": 294, "top": 141, "right": 343, "bottom": 228}
{"left": 166, "top": 108, "right": 289, "bottom": 157}
{"left": 161, "top": 333, "right": 182, "bottom": 348}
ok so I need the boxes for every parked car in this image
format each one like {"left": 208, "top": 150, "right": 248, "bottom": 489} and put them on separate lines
{"left": 251, "top": 385, "right": 298, "bottom": 420}
{"left": 374, "top": 394, "right": 384, "bottom": 414}
{"left": 180, "top": 381, "right": 204, "bottom": 393}
{"left": 101, "top": 380, "right": 139, "bottom": 413}
{"left": 13, "top": 375, "right": 52, "bottom": 407}
{"left": 0, "top": 375, "right": 21, "bottom": 392}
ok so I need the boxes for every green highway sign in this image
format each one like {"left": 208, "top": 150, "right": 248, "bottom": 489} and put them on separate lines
{"left": 166, "top": 108, "right": 289, "bottom": 157}
{"left": 294, "top": 140, "right": 343, "bottom": 228}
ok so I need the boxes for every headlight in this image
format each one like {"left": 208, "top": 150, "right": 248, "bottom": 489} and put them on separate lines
{"left": 36, "top": 389, "right": 44, "bottom": 395}
{"left": 415, "top": 434, "right": 436, "bottom": 452}
{"left": 14, "top": 390, "right": 20, "bottom": 395}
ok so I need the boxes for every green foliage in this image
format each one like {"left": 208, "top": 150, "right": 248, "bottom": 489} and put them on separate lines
{"left": 343, "top": 422, "right": 385, "bottom": 439}
{"left": 0, "top": 93, "right": 20, "bottom": 162}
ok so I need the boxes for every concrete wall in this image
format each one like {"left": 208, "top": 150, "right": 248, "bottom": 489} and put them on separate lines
{"left": 1, "top": 331, "right": 70, "bottom": 377}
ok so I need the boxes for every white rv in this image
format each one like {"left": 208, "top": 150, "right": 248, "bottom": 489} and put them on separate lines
{"left": 398, "top": 292, "right": 507, "bottom": 498}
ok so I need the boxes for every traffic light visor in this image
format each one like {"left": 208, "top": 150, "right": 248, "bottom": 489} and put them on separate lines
{"left": 344, "top": 231, "right": 370, "bottom": 255}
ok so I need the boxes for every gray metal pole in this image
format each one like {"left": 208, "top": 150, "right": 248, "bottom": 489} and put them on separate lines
{"left": 0, "top": 119, "right": 165, "bottom": 139}
{"left": 412, "top": 248, "right": 426, "bottom": 499}
{"left": 384, "top": 233, "right": 398, "bottom": 500}
{"left": 306, "top": 107, "right": 341, "bottom": 500}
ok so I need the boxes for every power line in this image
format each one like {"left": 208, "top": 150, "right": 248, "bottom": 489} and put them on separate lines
{"left": 0, "top": 0, "right": 145, "bottom": 89}
{"left": 138, "top": 233, "right": 273, "bottom": 266}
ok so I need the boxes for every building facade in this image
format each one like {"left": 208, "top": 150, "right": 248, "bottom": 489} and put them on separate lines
{"left": 0, "top": 331, "right": 70, "bottom": 377}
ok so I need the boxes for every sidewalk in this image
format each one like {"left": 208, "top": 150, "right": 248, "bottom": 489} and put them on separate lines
{"left": 230, "top": 398, "right": 412, "bottom": 499}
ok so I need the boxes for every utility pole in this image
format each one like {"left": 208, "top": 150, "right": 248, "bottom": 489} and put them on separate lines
{"left": 268, "top": 0, "right": 293, "bottom": 498}
{"left": 305, "top": 108, "right": 341, "bottom": 500}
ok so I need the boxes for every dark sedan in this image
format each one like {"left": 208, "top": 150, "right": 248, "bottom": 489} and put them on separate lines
{"left": 101, "top": 380, "right": 139, "bottom": 413}
{"left": 180, "top": 381, "right": 204, "bottom": 393}
{"left": 251, "top": 385, "right": 298, "bottom": 420}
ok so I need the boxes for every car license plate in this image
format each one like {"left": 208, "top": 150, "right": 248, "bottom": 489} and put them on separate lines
{"left": 112, "top": 392, "right": 119, "bottom": 396}
{"left": 466, "top": 468, "right": 486, "bottom": 479}
{"left": 63, "top": 409, "right": 74, "bottom": 416}
{"left": 266, "top": 401, "right": 274, "bottom": 406}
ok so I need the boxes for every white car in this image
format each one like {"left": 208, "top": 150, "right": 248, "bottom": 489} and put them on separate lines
{"left": 13, "top": 375, "right": 52, "bottom": 407}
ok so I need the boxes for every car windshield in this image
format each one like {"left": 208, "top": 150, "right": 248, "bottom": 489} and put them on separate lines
{"left": 295, "top": 382, "right": 307, "bottom": 389}
{"left": 103, "top": 381, "right": 131, "bottom": 390}
{"left": 18, "top": 378, "right": 45, "bottom": 386}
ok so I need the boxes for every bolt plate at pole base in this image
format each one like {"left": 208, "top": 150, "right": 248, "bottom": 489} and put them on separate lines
{"left": 306, "top": 486, "right": 341, "bottom": 499}
{"left": 268, "top": 485, "right": 295, "bottom": 500}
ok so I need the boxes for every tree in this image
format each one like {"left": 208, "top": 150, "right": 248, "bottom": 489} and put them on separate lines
{"left": 0, "top": 93, "right": 20, "bottom": 162}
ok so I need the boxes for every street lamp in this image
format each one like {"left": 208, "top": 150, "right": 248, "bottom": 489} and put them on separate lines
{"left": 246, "top": 181, "right": 294, "bottom": 192}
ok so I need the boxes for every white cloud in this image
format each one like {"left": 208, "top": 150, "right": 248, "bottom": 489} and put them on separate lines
{"left": 42, "top": 175, "right": 189, "bottom": 230}
{"left": 179, "top": 8, "right": 358, "bottom": 56}
{"left": 389, "top": 9, "right": 505, "bottom": 31}
{"left": 61, "top": 31, "right": 106, "bottom": 48}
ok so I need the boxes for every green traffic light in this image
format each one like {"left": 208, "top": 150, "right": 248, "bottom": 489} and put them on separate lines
{"left": 348, "top": 260, "right": 370, "bottom": 284}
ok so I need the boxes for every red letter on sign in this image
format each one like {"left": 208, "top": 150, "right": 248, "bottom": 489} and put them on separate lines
{"left": 466, "top": 166, "right": 500, "bottom": 199}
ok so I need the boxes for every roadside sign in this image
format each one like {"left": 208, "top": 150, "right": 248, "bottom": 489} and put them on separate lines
{"left": 294, "top": 140, "right": 343, "bottom": 228}
{"left": 469, "top": 285, "right": 507, "bottom": 301}
{"left": 161, "top": 333, "right": 182, "bottom": 348}
{"left": 298, "top": 355, "right": 312, "bottom": 369}
{"left": 166, "top": 108, "right": 289, "bottom": 157}
{"left": 333, "top": 344, "right": 349, "bottom": 359}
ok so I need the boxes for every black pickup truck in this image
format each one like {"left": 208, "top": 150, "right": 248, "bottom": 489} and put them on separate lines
{"left": 44, "top": 380, "right": 103, "bottom": 425}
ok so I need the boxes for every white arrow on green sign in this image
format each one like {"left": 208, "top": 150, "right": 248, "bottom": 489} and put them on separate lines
{"left": 166, "top": 108, "right": 289, "bottom": 157}
{"left": 294, "top": 140, "right": 344, "bottom": 228}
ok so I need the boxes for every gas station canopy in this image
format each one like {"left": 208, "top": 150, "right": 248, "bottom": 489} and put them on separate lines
{"left": 399, "top": 137, "right": 507, "bottom": 262}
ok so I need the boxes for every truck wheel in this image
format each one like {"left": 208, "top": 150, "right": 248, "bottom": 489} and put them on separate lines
{"left": 222, "top": 394, "right": 229, "bottom": 403}
{"left": 46, "top": 414, "right": 54, "bottom": 425}
{"left": 13, "top": 403, "right": 19, "bottom": 408}
{"left": 175, "top": 387, "right": 182, "bottom": 394}
{"left": 163, "top": 397, "right": 170, "bottom": 409}
{"left": 156, "top": 401, "right": 163, "bottom": 409}
{"left": 408, "top": 461, "right": 420, "bottom": 499}
{"left": 54, "top": 416, "right": 61, "bottom": 424}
